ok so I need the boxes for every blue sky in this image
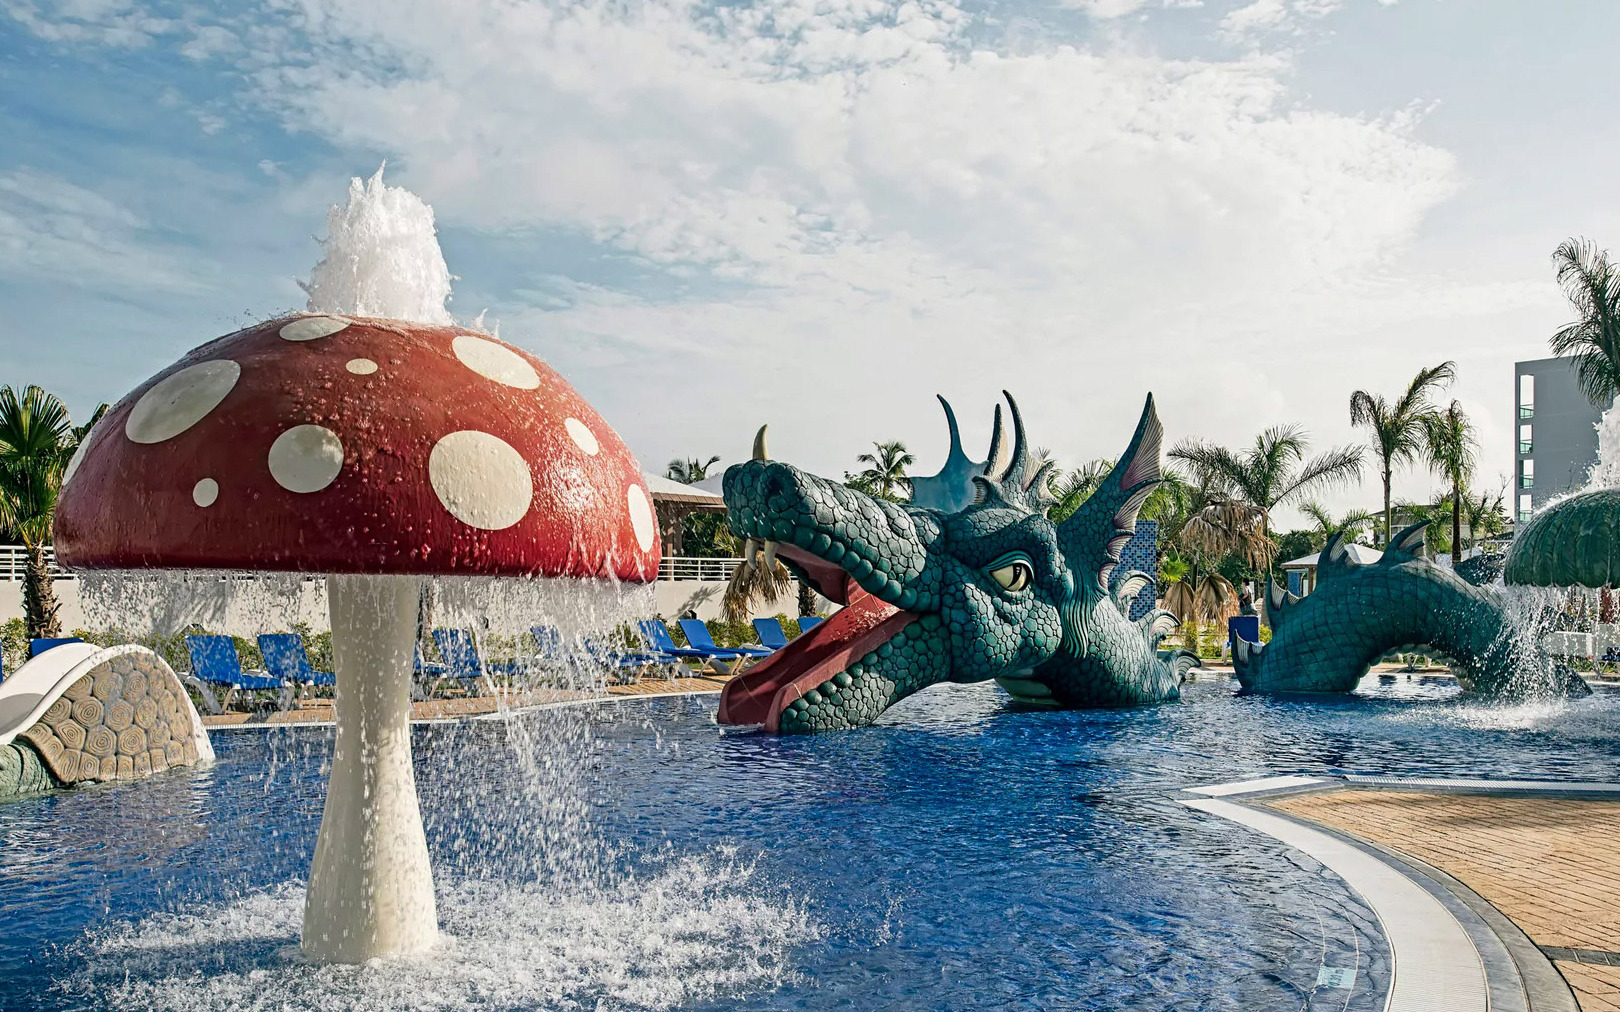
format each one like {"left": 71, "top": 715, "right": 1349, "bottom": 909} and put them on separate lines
{"left": 3, "top": 0, "right": 1618, "bottom": 526}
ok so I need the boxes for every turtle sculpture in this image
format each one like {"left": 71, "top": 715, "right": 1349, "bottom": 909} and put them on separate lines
{"left": 717, "top": 392, "right": 1197, "bottom": 733}
{"left": 0, "top": 643, "right": 213, "bottom": 801}
{"left": 1234, "top": 522, "right": 1587, "bottom": 697}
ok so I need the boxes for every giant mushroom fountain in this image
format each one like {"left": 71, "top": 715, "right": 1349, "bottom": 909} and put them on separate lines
{"left": 51, "top": 171, "right": 661, "bottom": 962}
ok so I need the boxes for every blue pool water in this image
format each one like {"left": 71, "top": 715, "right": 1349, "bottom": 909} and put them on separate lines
{"left": 4, "top": 674, "right": 1620, "bottom": 1011}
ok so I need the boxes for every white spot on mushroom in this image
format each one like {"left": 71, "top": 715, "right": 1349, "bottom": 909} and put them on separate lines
{"left": 346, "top": 358, "right": 378, "bottom": 375}
{"left": 627, "top": 484, "right": 655, "bottom": 552}
{"left": 452, "top": 335, "right": 540, "bottom": 389}
{"left": 428, "top": 430, "right": 533, "bottom": 530}
{"left": 280, "top": 316, "right": 350, "bottom": 342}
{"left": 63, "top": 426, "right": 98, "bottom": 486}
{"left": 193, "top": 478, "right": 219, "bottom": 507}
{"left": 125, "top": 360, "right": 241, "bottom": 445}
{"left": 268, "top": 425, "right": 345, "bottom": 493}
{"left": 565, "top": 417, "right": 599, "bottom": 456}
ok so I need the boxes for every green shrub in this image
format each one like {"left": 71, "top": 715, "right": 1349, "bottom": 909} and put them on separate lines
{"left": 1, "top": 618, "right": 24, "bottom": 675}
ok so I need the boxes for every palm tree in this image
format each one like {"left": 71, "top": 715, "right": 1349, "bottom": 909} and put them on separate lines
{"left": 1349, "top": 361, "right": 1455, "bottom": 546}
{"left": 1460, "top": 486, "right": 1508, "bottom": 552}
{"left": 1159, "top": 552, "right": 1237, "bottom": 653}
{"left": 666, "top": 455, "right": 722, "bottom": 484}
{"left": 1549, "top": 237, "right": 1620, "bottom": 407}
{"left": 1423, "top": 399, "right": 1476, "bottom": 562}
{"left": 1298, "top": 501, "right": 1376, "bottom": 551}
{"left": 0, "top": 387, "right": 105, "bottom": 639}
{"left": 1168, "top": 425, "right": 1364, "bottom": 581}
{"left": 853, "top": 441, "right": 915, "bottom": 501}
{"left": 721, "top": 554, "right": 793, "bottom": 626}
{"left": 1047, "top": 458, "right": 1114, "bottom": 523}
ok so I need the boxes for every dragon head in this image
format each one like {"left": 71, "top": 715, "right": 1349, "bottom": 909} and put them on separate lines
{"left": 718, "top": 393, "right": 1181, "bottom": 733}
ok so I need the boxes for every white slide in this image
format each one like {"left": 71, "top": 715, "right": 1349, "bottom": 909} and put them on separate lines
{"left": 0, "top": 644, "right": 213, "bottom": 765}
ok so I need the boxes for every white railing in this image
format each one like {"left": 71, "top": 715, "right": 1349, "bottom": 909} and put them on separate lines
{"left": 658, "top": 556, "right": 744, "bottom": 582}
{"left": 2, "top": 546, "right": 743, "bottom": 583}
{"left": 0, "top": 545, "right": 67, "bottom": 581}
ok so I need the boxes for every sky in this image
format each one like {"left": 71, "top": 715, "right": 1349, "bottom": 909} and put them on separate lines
{"left": 2, "top": 0, "right": 1617, "bottom": 532}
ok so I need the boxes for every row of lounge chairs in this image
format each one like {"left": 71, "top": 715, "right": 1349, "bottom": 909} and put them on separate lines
{"left": 177, "top": 616, "right": 824, "bottom": 714}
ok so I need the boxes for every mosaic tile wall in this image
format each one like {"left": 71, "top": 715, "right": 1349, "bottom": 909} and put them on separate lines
{"left": 1107, "top": 520, "right": 1158, "bottom": 622}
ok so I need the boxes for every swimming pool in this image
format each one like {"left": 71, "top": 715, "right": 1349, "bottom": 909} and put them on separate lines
{"left": 4, "top": 675, "right": 1619, "bottom": 1011}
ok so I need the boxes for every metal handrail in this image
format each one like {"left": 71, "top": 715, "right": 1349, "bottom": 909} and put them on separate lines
{"left": 657, "top": 556, "right": 744, "bottom": 582}
{"left": 1519, "top": 405, "right": 1534, "bottom": 420}
{"left": 0, "top": 545, "right": 67, "bottom": 581}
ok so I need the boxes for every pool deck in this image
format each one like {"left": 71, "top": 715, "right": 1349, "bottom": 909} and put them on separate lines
{"left": 1183, "top": 774, "right": 1620, "bottom": 1012}
{"left": 200, "top": 673, "right": 731, "bottom": 728}
{"left": 1271, "top": 788, "right": 1620, "bottom": 1012}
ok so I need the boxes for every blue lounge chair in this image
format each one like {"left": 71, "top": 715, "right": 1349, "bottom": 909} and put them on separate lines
{"left": 752, "top": 618, "right": 791, "bottom": 651}
{"left": 535, "top": 625, "right": 671, "bottom": 667}
{"left": 431, "top": 629, "right": 521, "bottom": 695}
{"left": 798, "top": 615, "right": 824, "bottom": 633}
{"left": 185, "top": 635, "right": 291, "bottom": 714}
{"left": 29, "top": 637, "right": 84, "bottom": 657}
{"left": 258, "top": 633, "right": 336, "bottom": 692}
{"left": 637, "top": 619, "right": 740, "bottom": 663}
{"left": 680, "top": 619, "right": 771, "bottom": 659}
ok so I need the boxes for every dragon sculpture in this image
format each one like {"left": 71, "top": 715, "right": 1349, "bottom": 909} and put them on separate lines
{"left": 1234, "top": 522, "right": 1587, "bottom": 697}
{"left": 717, "top": 393, "right": 1196, "bottom": 733}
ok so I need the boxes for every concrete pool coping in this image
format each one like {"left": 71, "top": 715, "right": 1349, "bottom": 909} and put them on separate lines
{"left": 1178, "top": 774, "right": 1616, "bottom": 1012}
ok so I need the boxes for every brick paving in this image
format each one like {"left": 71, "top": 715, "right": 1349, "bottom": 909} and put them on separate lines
{"left": 1272, "top": 789, "right": 1620, "bottom": 1011}
{"left": 201, "top": 674, "right": 730, "bottom": 727}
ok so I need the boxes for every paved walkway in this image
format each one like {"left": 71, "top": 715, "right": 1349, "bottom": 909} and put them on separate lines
{"left": 201, "top": 674, "right": 730, "bottom": 727}
{"left": 1273, "top": 789, "right": 1620, "bottom": 1011}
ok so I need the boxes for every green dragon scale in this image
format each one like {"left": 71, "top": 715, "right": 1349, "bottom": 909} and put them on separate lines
{"left": 1235, "top": 522, "right": 1586, "bottom": 697}
{"left": 718, "top": 393, "right": 1195, "bottom": 734}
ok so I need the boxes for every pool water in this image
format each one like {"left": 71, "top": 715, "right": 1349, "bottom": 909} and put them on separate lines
{"left": 5, "top": 674, "right": 1620, "bottom": 1011}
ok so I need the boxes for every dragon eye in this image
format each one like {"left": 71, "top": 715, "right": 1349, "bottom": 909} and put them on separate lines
{"left": 989, "top": 560, "right": 1033, "bottom": 592}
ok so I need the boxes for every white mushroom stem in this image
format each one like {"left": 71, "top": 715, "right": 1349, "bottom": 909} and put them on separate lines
{"left": 303, "top": 573, "right": 439, "bottom": 962}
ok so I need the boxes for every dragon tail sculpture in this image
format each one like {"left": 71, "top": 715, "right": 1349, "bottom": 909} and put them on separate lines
{"left": 1233, "top": 521, "right": 1586, "bottom": 697}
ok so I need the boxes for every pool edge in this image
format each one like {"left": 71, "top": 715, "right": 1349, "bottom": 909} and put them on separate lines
{"left": 1180, "top": 774, "right": 1590, "bottom": 1012}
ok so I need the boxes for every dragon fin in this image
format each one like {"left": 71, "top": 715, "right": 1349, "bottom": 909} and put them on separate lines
{"left": 1380, "top": 520, "right": 1430, "bottom": 563}
{"left": 1231, "top": 637, "right": 1263, "bottom": 688}
{"left": 1264, "top": 578, "right": 1298, "bottom": 630}
{"left": 1057, "top": 394, "right": 1163, "bottom": 590}
{"left": 1142, "top": 609, "right": 1180, "bottom": 649}
{"left": 1316, "top": 529, "right": 1361, "bottom": 581}
{"left": 1113, "top": 570, "right": 1153, "bottom": 613}
{"left": 1168, "top": 649, "right": 1198, "bottom": 684}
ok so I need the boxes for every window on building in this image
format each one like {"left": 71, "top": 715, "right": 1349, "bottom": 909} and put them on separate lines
{"left": 1521, "top": 459, "right": 1534, "bottom": 488}
{"left": 1520, "top": 375, "right": 1535, "bottom": 419}
{"left": 1520, "top": 493, "right": 1533, "bottom": 522}
{"left": 1519, "top": 423, "right": 1533, "bottom": 453}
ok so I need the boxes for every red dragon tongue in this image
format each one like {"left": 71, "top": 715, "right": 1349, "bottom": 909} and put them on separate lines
{"left": 716, "top": 577, "right": 916, "bottom": 730}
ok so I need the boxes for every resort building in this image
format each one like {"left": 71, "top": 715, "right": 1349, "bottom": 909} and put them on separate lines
{"left": 1514, "top": 357, "right": 1603, "bottom": 521}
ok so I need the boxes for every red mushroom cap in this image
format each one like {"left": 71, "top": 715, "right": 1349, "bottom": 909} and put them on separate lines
{"left": 55, "top": 315, "right": 660, "bottom": 581}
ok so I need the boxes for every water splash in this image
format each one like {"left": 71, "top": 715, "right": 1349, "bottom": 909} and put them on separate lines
{"left": 300, "top": 164, "right": 455, "bottom": 325}
{"left": 60, "top": 859, "right": 814, "bottom": 1012}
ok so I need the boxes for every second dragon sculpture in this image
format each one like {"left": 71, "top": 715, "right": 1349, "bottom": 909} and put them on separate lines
{"left": 717, "top": 393, "right": 1195, "bottom": 733}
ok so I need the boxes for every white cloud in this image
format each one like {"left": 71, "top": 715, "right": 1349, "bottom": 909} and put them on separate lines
{"left": 0, "top": 169, "right": 205, "bottom": 293}
{"left": 1060, "top": 0, "right": 1202, "bottom": 16}
{"left": 0, "top": 0, "right": 173, "bottom": 46}
{"left": 2, "top": 0, "right": 1547, "bottom": 518}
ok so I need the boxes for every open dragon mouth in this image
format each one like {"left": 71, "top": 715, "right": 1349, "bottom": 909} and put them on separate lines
{"left": 716, "top": 542, "right": 919, "bottom": 733}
